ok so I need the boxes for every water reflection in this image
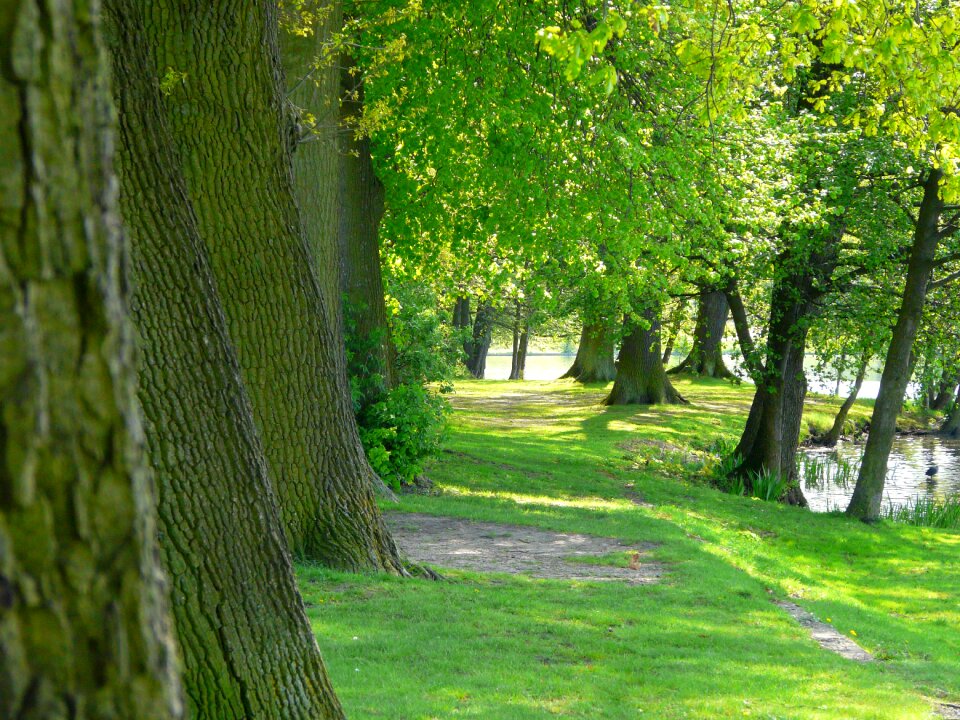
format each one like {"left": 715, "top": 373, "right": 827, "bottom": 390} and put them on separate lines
{"left": 800, "top": 435, "right": 960, "bottom": 512}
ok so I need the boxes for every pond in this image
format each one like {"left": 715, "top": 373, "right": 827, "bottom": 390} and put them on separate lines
{"left": 484, "top": 353, "right": 575, "bottom": 381}
{"left": 800, "top": 434, "right": 960, "bottom": 512}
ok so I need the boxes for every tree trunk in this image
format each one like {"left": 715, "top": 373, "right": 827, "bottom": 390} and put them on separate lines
{"left": 145, "top": 1, "right": 404, "bottom": 570}
{"left": 563, "top": 322, "right": 617, "bottom": 383}
{"left": 107, "top": 2, "right": 347, "bottom": 716}
{"left": 0, "top": 4, "right": 183, "bottom": 716}
{"left": 509, "top": 303, "right": 529, "bottom": 380}
{"left": 733, "top": 241, "right": 839, "bottom": 506}
{"left": 466, "top": 302, "right": 494, "bottom": 378}
{"left": 725, "top": 280, "right": 762, "bottom": 379}
{"left": 941, "top": 386, "right": 960, "bottom": 437}
{"left": 669, "top": 290, "right": 733, "bottom": 378}
{"left": 661, "top": 301, "right": 686, "bottom": 365}
{"left": 821, "top": 357, "right": 869, "bottom": 447}
{"left": 930, "top": 376, "right": 959, "bottom": 412}
{"left": 848, "top": 170, "right": 943, "bottom": 521}
{"left": 336, "top": 59, "right": 397, "bottom": 390}
{"left": 605, "top": 309, "right": 686, "bottom": 405}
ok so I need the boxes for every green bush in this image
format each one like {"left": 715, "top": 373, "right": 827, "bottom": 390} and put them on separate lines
{"left": 345, "top": 286, "right": 455, "bottom": 491}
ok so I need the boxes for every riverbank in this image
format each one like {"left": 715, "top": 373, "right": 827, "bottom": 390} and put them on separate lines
{"left": 299, "top": 378, "right": 959, "bottom": 719}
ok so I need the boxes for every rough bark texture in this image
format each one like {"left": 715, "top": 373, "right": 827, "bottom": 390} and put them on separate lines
{"left": 282, "top": 0, "right": 343, "bottom": 311}
{"left": 670, "top": 290, "right": 733, "bottom": 378}
{"left": 466, "top": 302, "right": 494, "bottom": 379}
{"left": 563, "top": 322, "right": 617, "bottom": 383}
{"left": 941, "top": 386, "right": 960, "bottom": 437}
{"left": 605, "top": 311, "right": 686, "bottom": 406}
{"left": 337, "top": 64, "right": 397, "bottom": 389}
{"left": 821, "top": 358, "right": 869, "bottom": 447}
{"left": 145, "top": 1, "right": 404, "bottom": 570}
{"left": 848, "top": 171, "right": 944, "bottom": 521}
{"left": 107, "top": 3, "right": 347, "bottom": 717}
{"left": 0, "top": 4, "right": 183, "bottom": 716}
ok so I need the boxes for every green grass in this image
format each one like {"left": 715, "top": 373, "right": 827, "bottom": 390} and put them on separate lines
{"left": 299, "top": 377, "right": 958, "bottom": 719}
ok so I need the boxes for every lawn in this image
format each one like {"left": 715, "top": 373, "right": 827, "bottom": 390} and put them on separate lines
{"left": 299, "top": 378, "right": 958, "bottom": 719}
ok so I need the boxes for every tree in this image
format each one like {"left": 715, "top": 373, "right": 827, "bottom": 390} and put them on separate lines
{"left": 605, "top": 306, "right": 686, "bottom": 405}
{"left": 0, "top": 3, "right": 182, "bottom": 716}
{"left": 563, "top": 322, "right": 618, "bottom": 383}
{"left": 847, "top": 170, "right": 950, "bottom": 521}
{"left": 106, "top": 0, "right": 348, "bottom": 715}
{"left": 669, "top": 290, "right": 733, "bottom": 378}
{"left": 145, "top": 1, "right": 404, "bottom": 570}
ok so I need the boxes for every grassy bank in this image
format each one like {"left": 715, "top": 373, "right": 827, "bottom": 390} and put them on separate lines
{"left": 299, "top": 378, "right": 958, "bottom": 719}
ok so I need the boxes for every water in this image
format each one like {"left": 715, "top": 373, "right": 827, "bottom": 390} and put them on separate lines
{"left": 484, "top": 353, "right": 575, "bottom": 381}
{"left": 800, "top": 435, "right": 960, "bottom": 512}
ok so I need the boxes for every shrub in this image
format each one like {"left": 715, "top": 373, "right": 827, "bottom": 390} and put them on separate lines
{"left": 345, "top": 286, "right": 456, "bottom": 491}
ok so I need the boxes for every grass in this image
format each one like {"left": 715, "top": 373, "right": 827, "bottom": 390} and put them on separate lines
{"left": 299, "top": 377, "right": 958, "bottom": 719}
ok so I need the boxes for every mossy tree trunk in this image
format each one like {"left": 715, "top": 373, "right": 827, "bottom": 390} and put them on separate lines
{"left": 848, "top": 170, "right": 945, "bottom": 521}
{"left": 107, "top": 2, "right": 347, "bottom": 717}
{"left": 336, "top": 60, "right": 397, "bottom": 390}
{"left": 0, "top": 3, "right": 183, "bottom": 716}
{"left": 605, "top": 308, "right": 686, "bottom": 406}
{"left": 563, "top": 322, "right": 617, "bottom": 383}
{"left": 145, "top": 0, "right": 404, "bottom": 570}
{"left": 670, "top": 290, "right": 733, "bottom": 378}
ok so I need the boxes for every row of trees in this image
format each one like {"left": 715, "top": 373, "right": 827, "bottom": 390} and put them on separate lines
{"left": 347, "top": 0, "right": 960, "bottom": 520}
{"left": 3, "top": 0, "right": 960, "bottom": 716}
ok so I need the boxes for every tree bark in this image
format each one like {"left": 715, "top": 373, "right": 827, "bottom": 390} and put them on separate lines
{"left": 733, "top": 240, "right": 840, "bottom": 506}
{"left": 107, "top": 2, "right": 347, "bottom": 716}
{"left": 669, "top": 290, "right": 733, "bottom": 378}
{"left": 930, "top": 375, "right": 959, "bottom": 412}
{"left": 0, "top": 4, "right": 183, "bottom": 716}
{"left": 509, "top": 303, "right": 529, "bottom": 380}
{"left": 820, "top": 357, "right": 869, "bottom": 447}
{"left": 848, "top": 170, "right": 943, "bottom": 521}
{"left": 466, "top": 302, "right": 494, "bottom": 378}
{"left": 337, "top": 65, "right": 397, "bottom": 389}
{"left": 563, "top": 322, "right": 617, "bottom": 383}
{"left": 145, "top": 0, "right": 404, "bottom": 570}
{"left": 605, "top": 309, "right": 686, "bottom": 405}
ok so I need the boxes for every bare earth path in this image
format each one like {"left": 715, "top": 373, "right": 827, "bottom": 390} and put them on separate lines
{"left": 386, "top": 512, "right": 662, "bottom": 584}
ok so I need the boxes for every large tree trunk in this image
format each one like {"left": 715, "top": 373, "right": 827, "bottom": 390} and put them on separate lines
{"left": 107, "top": 2, "right": 347, "bottom": 717}
{"left": 820, "top": 357, "right": 869, "bottom": 447}
{"left": 0, "top": 5, "right": 183, "bottom": 716}
{"left": 669, "top": 290, "right": 733, "bottom": 378}
{"left": 605, "top": 309, "right": 686, "bottom": 405}
{"left": 848, "top": 170, "right": 944, "bottom": 521}
{"left": 563, "top": 322, "right": 617, "bottom": 383}
{"left": 941, "top": 386, "right": 960, "bottom": 437}
{"left": 733, "top": 241, "right": 839, "bottom": 506}
{"left": 145, "top": 1, "right": 404, "bottom": 570}
{"left": 337, "top": 66, "right": 397, "bottom": 390}
{"left": 466, "top": 302, "right": 494, "bottom": 378}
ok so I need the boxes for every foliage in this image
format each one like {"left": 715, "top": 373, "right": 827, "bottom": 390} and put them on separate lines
{"left": 883, "top": 495, "right": 960, "bottom": 530}
{"left": 345, "top": 288, "right": 454, "bottom": 490}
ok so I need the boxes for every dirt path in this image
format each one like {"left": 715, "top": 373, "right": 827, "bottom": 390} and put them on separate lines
{"left": 773, "top": 600, "right": 873, "bottom": 662}
{"left": 387, "top": 513, "right": 662, "bottom": 584}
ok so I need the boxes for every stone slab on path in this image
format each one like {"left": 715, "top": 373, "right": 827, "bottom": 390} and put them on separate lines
{"left": 387, "top": 512, "right": 662, "bottom": 584}
{"left": 774, "top": 600, "right": 873, "bottom": 662}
